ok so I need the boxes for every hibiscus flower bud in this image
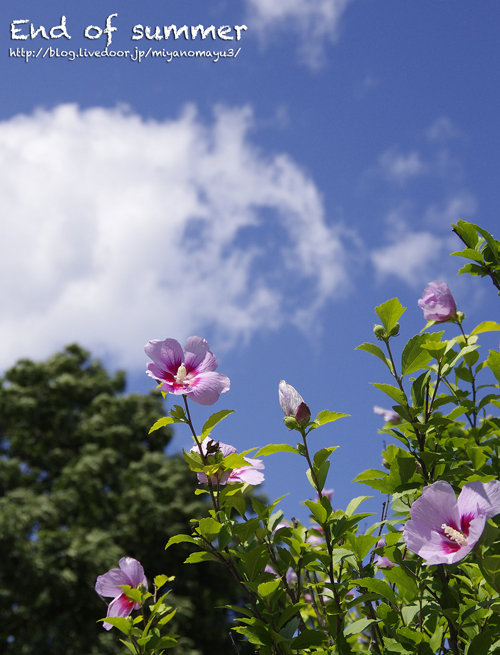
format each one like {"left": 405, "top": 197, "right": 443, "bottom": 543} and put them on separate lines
{"left": 373, "top": 324, "right": 386, "bottom": 338}
{"left": 389, "top": 322, "right": 400, "bottom": 337}
{"left": 418, "top": 281, "right": 457, "bottom": 322}
{"left": 279, "top": 380, "right": 304, "bottom": 415}
{"left": 295, "top": 401, "right": 311, "bottom": 425}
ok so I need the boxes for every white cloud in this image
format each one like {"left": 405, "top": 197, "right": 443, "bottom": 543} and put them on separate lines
{"left": 245, "top": 0, "right": 353, "bottom": 67}
{"left": 0, "top": 103, "right": 347, "bottom": 371}
{"left": 425, "top": 117, "right": 462, "bottom": 143}
{"left": 424, "top": 193, "right": 476, "bottom": 228}
{"left": 371, "top": 231, "right": 448, "bottom": 285}
{"left": 377, "top": 147, "right": 427, "bottom": 185}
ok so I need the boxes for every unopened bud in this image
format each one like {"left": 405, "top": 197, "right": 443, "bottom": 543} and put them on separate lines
{"left": 295, "top": 401, "right": 311, "bottom": 425}
{"left": 382, "top": 458, "right": 391, "bottom": 470}
{"left": 284, "top": 416, "right": 299, "bottom": 430}
{"left": 389, "top": 322, "right": 400, "bottom": 337}
{"left": 373, "top": 324, "right": 385, "bottom": 338}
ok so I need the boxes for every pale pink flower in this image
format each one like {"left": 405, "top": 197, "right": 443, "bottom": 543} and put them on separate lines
{"left": 418, "top": 281, "right": 457, "bottom": 322}
{"left": 315, "top": 488, "right": 334, "bottom": 503}
{"left": 403, "top": 480, "right": 500, "bottom": 565}
{"left": 145, "top": 336, "right": 230, "bottom": 405}
{"left": 279, "top": 380, "right": 311, "bottom": 424}
{"left": 373, "top": 406, "right": 401, "bottom": 424}
{"left": 374, "top": 538, "right": 395, "bottom": 568}
{"left": 95, "top": 557, "right": 147, "bottom": 630}
{"left": 191, "top": 439, "right": 264, "bottom": 486}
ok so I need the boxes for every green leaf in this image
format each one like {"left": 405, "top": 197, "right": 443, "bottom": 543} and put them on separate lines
{"left": 149, "top": 416, "right": 176, "bottom": 433}
{"left": 312, "top": 410, "right": 349, "bottom": 428}
{"left": 375, "top": 298, "right": 406, "bottom": 333}
{"left": 277, "top": 603, "right": 306, "bottom": 629}
{"left": 198, "top": 517, "right": 222, "bottom": 541}
{"left": 239, "top": 544, "right": 269, "bottom": 580}
{"left": 258, "top": 578, "right": 281, "bottom": 598}
{"left": 429, "top": 625, "right": 443, "bottom": 651}
{"left": 165, "top": 534, "right": 199, "bottom": 549}
{"left": 356, "top": 342, "right": 393, "bottom": 372}
{"left": 452, "top": 219, "right": 479, "bottom": 248}
{"left": 451, "top": 247, "right": 484, "bottom": 263}
{"left": 154, "top": 574, "right": 171, "bottom": 591}
{"left": 345, "top": 496, "right": 371, "bottom": 517}
{"left": 98, "top": 616, "right": 132, "bottom": 635}
{"left": 201, "top": 410, "right": 235, "bottom": 438}
{"left": 119, "top": 640, "right": 138, "bottom": 655}
{"left": 487, "top": 350, "right": 500, "bottom": 383}
{"left": 255, "top": 443, "right": 300, "bottom": 457}
{"left": 371, "top": 383, "right": 406, "bottom": 405}
{"left": 401, "top": 334, "right": 433, "bottom": 376}
{"left": 384, "top": 567, "right": 418, "bottom": 600}
{"left": 290, "top": 629, "right": 326, "bottom": 649}
{"left": 356, "top": 578, "right": 397, "bottom": 605}
{"left": 184, "top": 551, "right": 220, "bottom": 564}
{"left": 303, "top": 499, "right": 327, "bottom": 525}
{"left": 344, "top": 618, "right": 380, "bottom": 638}
{"left": 471, "top": 321, "right": 500, "bottom": 335}
{"left": 313, "top": 446, "right": 339, "bottom": 470}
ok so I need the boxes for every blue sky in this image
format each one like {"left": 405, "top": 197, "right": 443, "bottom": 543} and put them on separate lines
{"left": 1, "top": 0, "right": 500, "bottom": 523}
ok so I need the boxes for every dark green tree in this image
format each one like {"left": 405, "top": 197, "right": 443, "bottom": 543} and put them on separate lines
{"left": 0, "top": 344, "right": 243, "bottom": 655}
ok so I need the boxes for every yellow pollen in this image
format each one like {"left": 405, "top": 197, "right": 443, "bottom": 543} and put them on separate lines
{"left": 175, "top": 363, "right": 187, "bottom": 384}
{"left": 441, "top": 523, "right": 468, "bottom": 546}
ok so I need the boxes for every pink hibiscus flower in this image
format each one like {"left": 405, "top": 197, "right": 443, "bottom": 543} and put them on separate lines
{"left": 192, "top": 439, "right": 265, "bottom": 486}
{"left": 373, "top": 405, "right": 401, "bottom": 425}
{"left": 95, "top": 557, "right": 147, "bottom": 630}
{"left": 145, "top": 336, "right": 230, "bottom": 406}
{"left": 403, "top": 480, "right": 500, "bottom": 565}
{"left": 418, "top": 281, "right": 457, "bottom": 322}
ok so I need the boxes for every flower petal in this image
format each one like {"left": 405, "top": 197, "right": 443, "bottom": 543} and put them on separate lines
{"left": 229, "top": 466, "right": 265, "bottom": 485}
{"left": 144, "top": 338, "right": 183, "bottom": 374}
{"left": 458, "top": 480, "right": 500, "bottom": 522}
{"left": 403, "top": 520, "right": 462, "bottom": 565}
{"left": 102, "top": 593, "right": 137, "bottom": 630}
{"left": 184, "top": 336, "right": 218, "bottom": 373}
{"left": 410, "top": 481, "right": 461, "bottom": 532}
{"left": 279, "top": 380, "right": 304, "bottom": 416}
{"left": 95, "top": 568, "right": 130, "bottom": 598}
{"left": 187, "top": 371, "right": 230, "bottom": 405}
{"left": 118, "top": 557, "right": 147, "bottom": 588}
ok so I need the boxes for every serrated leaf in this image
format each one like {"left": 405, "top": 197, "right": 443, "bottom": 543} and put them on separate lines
{"left": 471, "top": 321, "right": 500, "bottom": 335}
{"left": 201, "top": 410, "right": 235, "bottom": 438}
{"left": 401, "top": 335, "right": 432, "bottom": 376}
{"left": 356, "top": 578, "right": 397, "bottom": 605}
{"left": 313, "top": 446, "right": 338, "bottom": 470}
{"left": 344, "top": 618, "right": 380, "bottom": 638}
{"left": 487, "top": 350, "right": 500, "bottom": 383}
{"left": 165, "top": 534, "right": 198, "bottom": 549}
{"left": 345, "top": 496, "right": 370, "bottom": 517}
{"left": 256, "top": 443, "right": 300, "bottom": 457}
{"left": 303, "top": 499, "right": 327, "bottom": 525}
{"left": 371, "top": 383, "right": 406, "bottom": 405}
{"left": 184, "top": 551, "right": 220, "bottom": 564}
{"left": 451, "top": 248, "right": 484, "bottom": 263}
{"left": 258, "top": 578, "right": 281, "bottom": 598}
{"left": 149, "top": 416, "right": 176, "bottom": 433}
{"left": 356, "top": 342, "right": 393, "bottom": 372}
{"left": 99, "top": 616, "right": 132, "bottom": 635}
{"left": 312, "top": 410, "right": 349, "bottom": 427}
{"left": 452, "top": 219, "right": 479, "bottom": 248}
{"left": 290, "top": 629, "right": 325, "bottom": 649}
{"left": 375, "top": 298, "right": 406, "bottom": 333}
